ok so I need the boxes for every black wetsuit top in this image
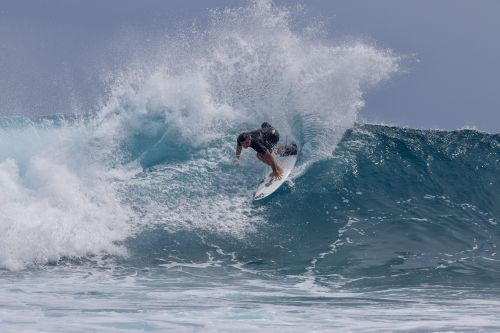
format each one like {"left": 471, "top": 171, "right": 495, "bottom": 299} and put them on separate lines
{"left": 239, "top": 127, "right": 280, "bottom": 154}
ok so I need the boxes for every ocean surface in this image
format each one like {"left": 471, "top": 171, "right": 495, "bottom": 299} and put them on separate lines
{"left": 1, "top": 1, "right": 499, "bottom": 332}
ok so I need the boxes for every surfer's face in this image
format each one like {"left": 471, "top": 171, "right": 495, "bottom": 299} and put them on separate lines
{"left": 241, "top": 138, "right": 251, "bottom": 148}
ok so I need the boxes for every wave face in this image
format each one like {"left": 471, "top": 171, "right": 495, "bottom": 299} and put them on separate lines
{"left": 1, "top": 1, "right": 498, "bottom": 288}
{"left": 2, "top": 113, "right": 498, "bottom": 287}
{"left": 256, "top": 125, "right": 499, "bottom": 286}
{"left": 125, "top": 124, "right": 499, "bottom": 288}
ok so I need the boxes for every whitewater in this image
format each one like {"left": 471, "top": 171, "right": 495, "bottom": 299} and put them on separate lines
{"left": 0, "top": 1, "right": 499, "bottom": 332}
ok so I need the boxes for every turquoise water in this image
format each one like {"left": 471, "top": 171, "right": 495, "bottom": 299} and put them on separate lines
{"left": 1, "top": 117, "right": 498, "bottom": 332}
{"left": 0, "top": 1, "right": 499, "bottom": 331}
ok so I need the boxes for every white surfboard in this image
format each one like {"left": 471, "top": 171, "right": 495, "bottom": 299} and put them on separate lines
{"left": 254, "top": 152, "right": 297, "bottom": 201}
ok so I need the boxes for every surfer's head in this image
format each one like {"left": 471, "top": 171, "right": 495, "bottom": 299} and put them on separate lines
{"left": 237, "top": 133, "right": 251, "bottom": 148}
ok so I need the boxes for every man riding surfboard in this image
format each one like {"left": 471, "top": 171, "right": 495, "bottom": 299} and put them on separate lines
{"left": 235, "top": 122, "right": 284, "bottom": 180}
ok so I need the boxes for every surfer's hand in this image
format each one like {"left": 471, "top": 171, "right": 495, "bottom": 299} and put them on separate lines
{"left": 233, "top": 158, "right": 240, "bottom": 166}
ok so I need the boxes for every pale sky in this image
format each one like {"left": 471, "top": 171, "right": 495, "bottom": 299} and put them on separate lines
{"left": 1, "top": 0, "right": 499, "bottom": 132}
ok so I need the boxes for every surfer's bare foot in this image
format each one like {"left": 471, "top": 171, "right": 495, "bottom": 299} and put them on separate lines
{"left": 270, "top": 168, "right": 283, "bottom": 180}
{"left": 269, "top": 171, "right": 280, "bottom": 180}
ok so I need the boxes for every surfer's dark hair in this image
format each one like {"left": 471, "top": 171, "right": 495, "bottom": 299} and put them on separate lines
{"left": 237, "top": 133, "right": 250, "bottom": 144}
{"left": 261, "top": 122, "right": 272, "bottom": 129}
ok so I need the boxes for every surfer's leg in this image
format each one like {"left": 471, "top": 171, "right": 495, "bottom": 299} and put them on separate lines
{"left": 257, "top": 152, "right": 284, "bottom": 180}
{"left": 256, "top": 153, "right": 271, "bottom": 166}
{"left": 257, "top": 152, "right": 280, "bottom": 170}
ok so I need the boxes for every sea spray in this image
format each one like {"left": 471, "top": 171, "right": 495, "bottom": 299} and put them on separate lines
{"left": 95, "top": 0, "right": 400, "bottom": 237}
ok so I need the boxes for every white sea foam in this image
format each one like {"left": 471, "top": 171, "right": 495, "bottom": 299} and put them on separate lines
{"left": 0, "top": 121, "right": 133, "bottom": 271}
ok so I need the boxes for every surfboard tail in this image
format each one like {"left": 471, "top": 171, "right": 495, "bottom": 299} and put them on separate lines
{"left": 278, "top": 143, "right": 298, "bottom": 157}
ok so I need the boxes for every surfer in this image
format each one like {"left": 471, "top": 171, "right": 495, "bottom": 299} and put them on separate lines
{"left": 235, "top": 122, "right": 284, "bottom": 180}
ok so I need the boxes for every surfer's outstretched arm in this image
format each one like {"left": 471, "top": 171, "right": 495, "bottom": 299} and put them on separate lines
{"left": 234, "top": 144, "right": 242, "bottom": 165}
{"left": 235, "top": 144, "right": 242, "bottom": 159}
